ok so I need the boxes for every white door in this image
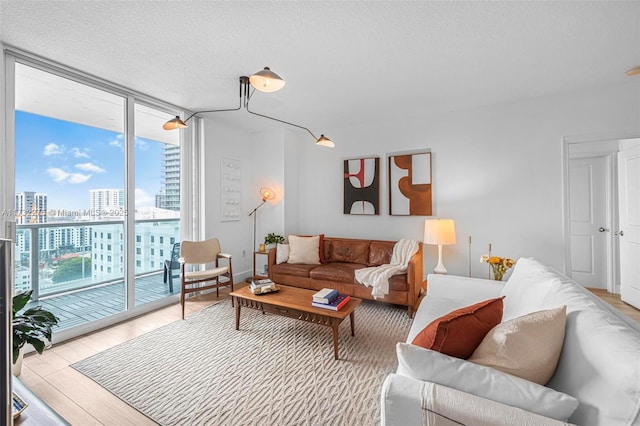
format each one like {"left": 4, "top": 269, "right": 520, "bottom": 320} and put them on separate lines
{"left": 618, "top": 139, "right": 640, "bottom": 309}
{"left": 569, "top": 156, "right": 609, "bottom": 288}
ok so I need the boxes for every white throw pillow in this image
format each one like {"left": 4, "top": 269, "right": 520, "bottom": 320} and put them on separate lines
{"left": 469, "top": 306, "right": 567, "bottom": 385}
{"left": 396, "top": 343, "right": 579, "bottom": 421}
{"left": 287, "top": 235, "right": 320, "bottom": 265}
{"left": 276, "top": 243, "right": 290, "bottom": 264}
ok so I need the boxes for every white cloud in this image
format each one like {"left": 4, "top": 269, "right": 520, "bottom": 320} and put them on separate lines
{"left": 71, "top": 147, "right": 90, "bottom": 158}
{"left": 109, "top": 134, "right": 124, "bottom": 150}
{"left": 135, "top": 188, "right": 155, "bottom": 207}
{"left": 135, "top": 138, "right": 149, "bottom": 151}
{"left": 75, "top": 162, "right": 105, "bottom": 173}
{"left": 68, "top": 173, "right": 92, "bottom": 184}
{"left": 43, "top": 143, "right": 64, "bottom": 156}
{"left": 47, "top": 168, "right": 92, "bottom": 184}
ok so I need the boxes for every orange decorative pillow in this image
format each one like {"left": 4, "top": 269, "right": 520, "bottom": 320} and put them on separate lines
{"left": 411, "top": 297, "right": 504, "bottom": 359}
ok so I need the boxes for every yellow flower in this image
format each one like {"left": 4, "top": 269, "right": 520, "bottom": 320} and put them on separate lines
{"left": 480, "top": 255, "right": 516, "bottom": 280}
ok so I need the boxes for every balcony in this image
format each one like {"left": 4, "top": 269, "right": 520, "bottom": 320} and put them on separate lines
{"left": 16, "top": 218, "right": 181, "bottom": 330}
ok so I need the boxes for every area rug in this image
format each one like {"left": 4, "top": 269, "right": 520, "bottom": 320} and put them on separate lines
{"left": 72, "top": 299, "right": 412, "bottom": 425}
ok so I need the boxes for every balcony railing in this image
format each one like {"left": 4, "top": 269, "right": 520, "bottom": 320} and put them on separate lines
{"left": 15, "top": 218, "right": 180, "bottom": 301}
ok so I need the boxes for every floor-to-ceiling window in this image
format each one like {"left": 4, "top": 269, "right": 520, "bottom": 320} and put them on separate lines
{"left": 133, "top": 103, "right": 181, "bottom": 307}
{"left": 7, "top": 54, "right": 187, "bottom": 333}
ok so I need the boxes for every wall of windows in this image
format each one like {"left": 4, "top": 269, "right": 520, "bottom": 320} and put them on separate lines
{"left": 4, "top": 51, "right": 190, "bottom": 333}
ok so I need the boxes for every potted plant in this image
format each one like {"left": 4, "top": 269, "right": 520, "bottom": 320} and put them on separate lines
{"left": 12, "top": 290, "right": 59, "bottom": 376}
{"left": 264, "top": 233, "right": 285, "bottom": 250}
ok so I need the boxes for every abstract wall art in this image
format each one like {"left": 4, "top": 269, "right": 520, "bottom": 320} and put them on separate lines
{"left": 388, "top": 151, "right": 432, "bottom": 216}
{"left": 343, "top": 157, "right": 380, "bottom": 215}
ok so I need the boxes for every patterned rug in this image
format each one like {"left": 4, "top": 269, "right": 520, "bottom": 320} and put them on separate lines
{"left": 72, "top": 298, "right": 412, "bottom": 426}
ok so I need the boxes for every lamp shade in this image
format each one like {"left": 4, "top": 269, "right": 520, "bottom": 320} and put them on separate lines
{"left": 424, "top": 219, "right": 456, "bottom": 245}
{"left": 626, "top": 66, "right": 640, "bottom": 77}
{"left": 260, "top": 187, "right": 276, "bottom": 202}
{"left": 249, "top": 67, "right": 285, "bottom": 93}
{"left": 162, "top": 116, "right": 187, "bottom": 130}
{"left": 315, "top": 134, "right": 335, "bottom": 148}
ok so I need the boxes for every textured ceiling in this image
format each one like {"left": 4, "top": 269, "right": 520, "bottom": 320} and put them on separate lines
{"left": 1, "top": 1, "right": 639, "bottom": 135}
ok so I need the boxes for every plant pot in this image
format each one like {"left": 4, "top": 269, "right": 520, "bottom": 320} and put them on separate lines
{"left": 12, "top": 346, "right": 24, "bottom": 377}
{"left": 265, "top": 244, "right": 277, "bottom": 251}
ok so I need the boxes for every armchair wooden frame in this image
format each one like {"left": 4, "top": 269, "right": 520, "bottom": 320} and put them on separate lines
{"left": 179, "top": 238, "right": 234, "bottom": 319}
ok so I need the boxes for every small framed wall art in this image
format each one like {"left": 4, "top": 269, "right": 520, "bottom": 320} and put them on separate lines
{"left": 388, "top": 150, "right": 432, "bottom": 216}
{"left": 343, "top": 157, "right": 380, "bottom": 215}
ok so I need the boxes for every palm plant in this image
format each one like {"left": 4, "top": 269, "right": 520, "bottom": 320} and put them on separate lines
{"left": 12, "top": 290, "right": 59, "bottom": 363}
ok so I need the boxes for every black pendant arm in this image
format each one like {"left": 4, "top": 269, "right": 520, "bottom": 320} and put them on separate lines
{"left": 182, "top": 78, "right": 245, "bottom": 123}
{"left": 245, "top": 104, "right": 318, "bottom": 141}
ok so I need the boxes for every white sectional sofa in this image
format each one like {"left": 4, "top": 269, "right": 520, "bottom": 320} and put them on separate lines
{"left": 381, "top": 257, "right": 640, "bottom": 426}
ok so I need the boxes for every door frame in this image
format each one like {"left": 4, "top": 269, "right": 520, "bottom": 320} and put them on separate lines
{"left": 561, "top": 134, "right": 633, "bottom": 293}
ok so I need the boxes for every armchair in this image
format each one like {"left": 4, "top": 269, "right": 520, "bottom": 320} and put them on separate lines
{"left": 179, "top": 238, "right": 234, "bottom": 319}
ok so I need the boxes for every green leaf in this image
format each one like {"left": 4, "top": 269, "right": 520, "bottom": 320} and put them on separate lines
{"left": 12, "top": 290, "right": 33, "bottom": 315}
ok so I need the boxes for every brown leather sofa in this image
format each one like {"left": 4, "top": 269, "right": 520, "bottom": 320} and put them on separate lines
{"left": 267, "top": 237, "right": 423, "bottom": 317}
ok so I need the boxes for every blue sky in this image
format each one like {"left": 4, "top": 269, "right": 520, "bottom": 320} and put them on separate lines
{"left": 16, "top": 111, "right": 164, "bottom": 211}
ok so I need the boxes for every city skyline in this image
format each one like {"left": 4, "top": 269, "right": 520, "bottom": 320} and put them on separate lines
{"left": 15, "top": 111, "right": 169, "bottom": 212}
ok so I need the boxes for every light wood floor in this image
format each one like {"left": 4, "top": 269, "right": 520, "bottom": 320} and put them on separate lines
{"left": 19, "top": 288, "right": 640, "bottom": 425}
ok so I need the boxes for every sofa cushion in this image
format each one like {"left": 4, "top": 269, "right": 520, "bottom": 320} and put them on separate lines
{"left": 270, "top": 263, "right": 317, "bottom": 278}
{"left": 292, "top": 234, "right": 325, "bottom": 263}
{"left": 328, "top": 240, "right": 369, "bottom": 264}
{"left": 501, "top": 257, "right": 560, "bottom": 321}
{"left": 309, "top": 262, "right": 365, "bottom": 284}
{"left": 469, "top": 306, "right": 567, "bottom": 385}
{"left": 288, "top": 235, "right": 321, "bottom": 265}
{"left": 411, "top": 297, "right": 504, "bottom": 359}
{"left": 276, "top": 243, "right": 289, "bottom": 264}
{"left": 396, "top": 343, "right": 579, "bottom": 421}
{"left": 368, "top": 241, "right": 394, "bottom": 266}
{"left": 539, "top": 277, "right": 640, "bottom": 426}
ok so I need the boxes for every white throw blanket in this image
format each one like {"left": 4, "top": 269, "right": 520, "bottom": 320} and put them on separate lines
{"left": 355, "top": 238, "right": 419, "bottom": 299}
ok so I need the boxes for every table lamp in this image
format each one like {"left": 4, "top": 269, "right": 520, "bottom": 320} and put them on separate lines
{"left": 424, "top": 218, "right": 456, "bottom": 274}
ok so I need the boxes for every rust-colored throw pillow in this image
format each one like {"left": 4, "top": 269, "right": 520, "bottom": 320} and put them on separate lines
{"left": 411, "top": 297, "right": 505, "bottom": 359}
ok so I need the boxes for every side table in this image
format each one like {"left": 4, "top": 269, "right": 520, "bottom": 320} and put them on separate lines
{"left": 253, "top": 251, "right": 269, "bottom": 279}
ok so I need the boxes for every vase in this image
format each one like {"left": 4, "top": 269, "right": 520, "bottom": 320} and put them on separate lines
{"left": 491, "top": 264, "right": 505, "bottom": 281}
{"left": 13, "top": 346, "right": 24, "bottom": 376}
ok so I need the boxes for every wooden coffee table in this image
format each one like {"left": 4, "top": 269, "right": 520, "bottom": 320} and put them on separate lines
{"left": 230, "top": 285, "right": 362, "bottom": 360}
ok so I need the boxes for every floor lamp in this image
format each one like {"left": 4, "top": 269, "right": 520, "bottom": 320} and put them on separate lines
{"left": 249, "top": 187, "right": 275, "bottom": 254}
{"left": 424, "top": 218, "right": 457, "bottom": 274}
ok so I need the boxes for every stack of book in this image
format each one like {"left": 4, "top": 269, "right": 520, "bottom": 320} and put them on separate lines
{"left": 250, "top": 278, "right": 278, "bottom": 294}
{"left": 312, "top": 288, "right": 351, "bottom": 311}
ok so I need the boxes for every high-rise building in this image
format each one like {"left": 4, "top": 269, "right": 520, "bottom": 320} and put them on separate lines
{"left": 161, "top": 144, "right": 180, "bottom": 211}
{"left": 15, "top": 191, "right": 47, "bottom": 224}
{"left": 89, "top": 189, "right": 124, "bottom": 215}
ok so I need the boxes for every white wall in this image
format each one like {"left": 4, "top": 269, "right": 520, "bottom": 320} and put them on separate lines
{"left": 282, "top": 82, "right": 640, "bottom": 278}
{"left": 202, "top": 82, "right": 639, "bottom": 280}
{"left": 202, "top": 117, "right": 256, "bottom": 279}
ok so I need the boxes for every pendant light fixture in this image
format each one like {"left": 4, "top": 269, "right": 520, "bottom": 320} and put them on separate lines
{"left": 627, "top": 66, "right": 640, "bottom": 77}
{"left": 163, "top": 67, "right": 333, "bottom": 147}
{"left": 248, "top": 67, "right": 285, "bottom": 93}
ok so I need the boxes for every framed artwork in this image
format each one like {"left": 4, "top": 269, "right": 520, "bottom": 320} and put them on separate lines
{"left": 388, "top": 151, "right": 432, "bottom": 215}
{"left": 220, "top": 158, "right": 241, "bottom": 221}
{"left": 343, "top": 157, "right": 380, "bottom": 215}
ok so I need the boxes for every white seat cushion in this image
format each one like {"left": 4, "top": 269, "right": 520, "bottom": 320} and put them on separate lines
{"left": 184, "top": 266, "right": 229, "bottom": 281}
